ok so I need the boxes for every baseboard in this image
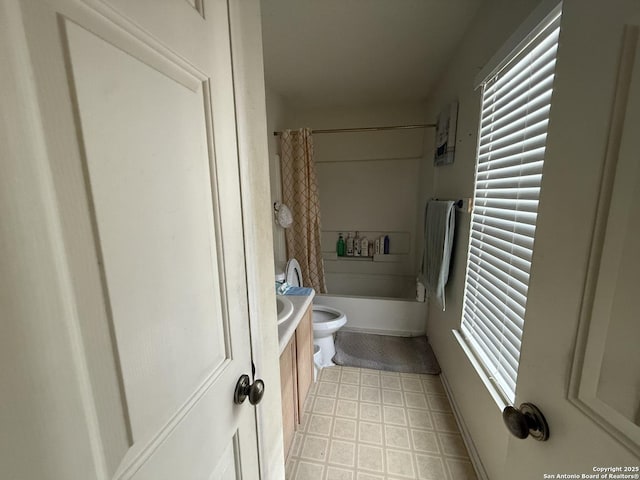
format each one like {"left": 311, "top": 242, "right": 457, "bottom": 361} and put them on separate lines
{"left": 341, "top": 325, "right": 426, "bottom": 337}
{"left": 439, "top": 371, "right": 490, "bottom": 480}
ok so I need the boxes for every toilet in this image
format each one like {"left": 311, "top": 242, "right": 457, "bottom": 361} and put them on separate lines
{"left": 313, "top": 345, "right": 322, "bottom": 381}
{"left": 285, "top": 258, "right": 347, "bottom": 367}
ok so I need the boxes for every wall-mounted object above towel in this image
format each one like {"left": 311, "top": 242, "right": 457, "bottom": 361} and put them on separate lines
{"left": 273, "top": 202, "right": 293, "bottom": 228}
{"left": 434, "top": 101, "right": 459, "bottom": 166}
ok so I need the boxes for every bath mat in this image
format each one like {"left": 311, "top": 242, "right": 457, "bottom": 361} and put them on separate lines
{"left": 333, "top": 332, "right": 441, "bottom": 375}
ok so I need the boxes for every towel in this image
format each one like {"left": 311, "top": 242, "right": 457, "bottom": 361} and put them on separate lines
{"left": 275, "top": 281, "right": 314, "bottom": 296}
{"left": 419, "top": 200, "right": 456, "bottom": 310}
{"left": 283, "top": 286, "right": 314, "bottom": 296}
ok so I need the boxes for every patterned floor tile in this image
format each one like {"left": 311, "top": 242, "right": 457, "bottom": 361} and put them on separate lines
{"left": 285, "top": 366, "right": 477, "bottom": 480}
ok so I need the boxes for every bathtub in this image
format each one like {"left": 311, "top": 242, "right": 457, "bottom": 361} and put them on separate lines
{"left": 313, "top": 293, "right": 428, "bottom": 337}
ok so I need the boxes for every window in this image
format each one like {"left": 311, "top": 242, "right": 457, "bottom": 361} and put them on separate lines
{"left": 460, "top": 7, "right": 562, "bottom": 404}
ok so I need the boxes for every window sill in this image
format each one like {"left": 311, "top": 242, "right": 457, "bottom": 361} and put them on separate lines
{"left": 452, "top": 329, "right": 510, "bottom": 412}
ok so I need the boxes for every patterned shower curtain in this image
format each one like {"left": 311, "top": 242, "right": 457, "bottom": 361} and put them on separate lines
{"left": 280, "top": 128, "right": 327, "bottom": 293}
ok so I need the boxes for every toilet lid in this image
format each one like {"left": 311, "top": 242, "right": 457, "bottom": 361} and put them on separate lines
{"left": 285, "top": 258, "right": 303, "bottom": 287}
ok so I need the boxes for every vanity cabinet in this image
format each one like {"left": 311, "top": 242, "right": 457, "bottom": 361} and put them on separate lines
{"left": 279, "top": 336, "right": 297, "bottom": 458}
{"left": 279, "top": 304, "right": 314, "bottom": 459}
{"left": 295, "top": 305, "right": 314, "bottom": 418}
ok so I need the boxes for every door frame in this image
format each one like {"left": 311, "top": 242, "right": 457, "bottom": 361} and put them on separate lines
{"left": 227, "top": 2, "right": 285, "bottom": 478}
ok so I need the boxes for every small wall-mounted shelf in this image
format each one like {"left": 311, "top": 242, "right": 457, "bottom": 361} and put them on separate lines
{"left": 322, "top": 252, "right": 407, "bottom": 263}
{"left": 372, "top": 254, "right": 405, "bottom": 263}
{"left": 338, "top": 256, "right": 374, "bottom": 261}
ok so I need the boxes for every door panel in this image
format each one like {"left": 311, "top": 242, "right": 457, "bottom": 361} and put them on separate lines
{"left": 65, "top": 18, "right": 229, "bottom": 441}
{"left": 209, "top": 438, "right": 241, "bottom": 480}
{"left": 571, "top": 25, "right": 640, "bottom": 454}
{"left": 7, "top": 0, "right": 260, "bottom": 478}
{"left": 505, "top": 0, "right": 640, "bottom": 476}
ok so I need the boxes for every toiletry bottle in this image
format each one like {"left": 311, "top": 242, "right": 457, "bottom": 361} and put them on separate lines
{"left": 383, "top": 235, "right": 390, "bottom": 254}
{"left": 346, "top": 232, "right": 354, "bottom": 256}
{"left": 354, "top": 231, "right": 361, "bottom": 256}
{"left": 361, "top": 236, "right": 369, "bottom": 257}
{"left": 375, "top": 238, "right": 380, "bottom": 255}
{"left": 416, "top": 277, "right": 426, "bottom": 302}
{"left": 368, "top": 242, "right": 375, "bottom": 257}
{"left": 337, "top": 233, "right": 345, "bottom": 257}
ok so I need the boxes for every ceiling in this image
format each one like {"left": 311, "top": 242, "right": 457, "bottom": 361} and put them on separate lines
{"left": 260, "top": 0, "right": 484, "bottom": 109}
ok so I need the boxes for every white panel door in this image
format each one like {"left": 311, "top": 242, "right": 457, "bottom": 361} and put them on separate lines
{"left": 503, "top": 0, "right": 640, "bottom": 477}
{"left": 1, "top": 0, "right": 260, "bottom": 478}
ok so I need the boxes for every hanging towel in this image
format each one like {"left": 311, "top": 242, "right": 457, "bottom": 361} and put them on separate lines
{"left": 419, "top": 200, "right": 456, "bottom": 310}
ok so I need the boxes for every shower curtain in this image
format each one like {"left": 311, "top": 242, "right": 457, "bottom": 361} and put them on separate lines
{"left": 280, "top": 128, "right": 327, "bottom": 293}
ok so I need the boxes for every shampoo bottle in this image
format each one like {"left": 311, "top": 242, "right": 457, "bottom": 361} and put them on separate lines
{"left": 337, "top": 233, "right": 345, "bottom": 257}
{"left": 346, "top": 232, "right": 354, "bottom": 256}
{"left": 354, "top": 231, "right": 361, "bottom": 256}
{"left": 383, "top": 235, "right": 390, "bottom": 254}
{"left": 361, "top": 237, "right": 369, "bottom": 257}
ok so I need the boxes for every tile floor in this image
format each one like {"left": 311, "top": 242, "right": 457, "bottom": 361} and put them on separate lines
{"left": 285, "top": 366, "right": 478, "bottom": 480}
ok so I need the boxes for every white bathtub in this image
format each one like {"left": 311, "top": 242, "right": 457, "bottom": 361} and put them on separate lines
{"left": 313, "top": 293, "right": 428, "bottom": 337}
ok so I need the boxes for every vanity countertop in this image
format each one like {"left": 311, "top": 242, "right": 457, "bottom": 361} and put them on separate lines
{"left": 277, "top": 292, "right": 315, "bottom": 355}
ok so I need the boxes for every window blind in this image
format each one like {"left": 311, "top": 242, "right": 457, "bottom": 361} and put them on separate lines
{"left": 460, "top": 13, "right": 561, "bottom": 404}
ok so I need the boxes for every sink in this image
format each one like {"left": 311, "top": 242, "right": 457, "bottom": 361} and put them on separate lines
{"left": 276, "top": 295, "right": 294, "bottom": 325}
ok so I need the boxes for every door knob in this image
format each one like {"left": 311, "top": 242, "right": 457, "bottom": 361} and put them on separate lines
{"left": 234, "top": 374, "right": 265, "bottom": 405}
{"left": 502, "top": 402, "right": 549, "bottom": 441}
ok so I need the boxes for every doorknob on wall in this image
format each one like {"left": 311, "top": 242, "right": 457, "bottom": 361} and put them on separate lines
{"left": 234, "top": 374, "right": 265, "bottom": 405}
{"left": 502, "top": 403, "right": 550, "bottom": 441}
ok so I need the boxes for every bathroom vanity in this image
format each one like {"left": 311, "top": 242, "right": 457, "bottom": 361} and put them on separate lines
{"left": 277, "top": 294, "right": 314, "bottom": 458}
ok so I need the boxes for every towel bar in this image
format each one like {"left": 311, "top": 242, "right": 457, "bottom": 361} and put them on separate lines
{"left": 432, "top": 198, "right": 471, "bottom": 212}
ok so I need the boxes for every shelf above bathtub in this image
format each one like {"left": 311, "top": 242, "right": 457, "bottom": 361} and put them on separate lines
{"left": 323, "top": 253, "right": 372, "bottom": 261}
{"left": 373, "top": 254, "right": 405, "bottom": 263}
{"left": 322, "top": 252, "right": 407, "bottom": 263}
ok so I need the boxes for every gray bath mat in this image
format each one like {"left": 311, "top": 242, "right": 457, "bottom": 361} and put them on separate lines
{"left": 333, "top": 332, "right": 441, "bottom": 375}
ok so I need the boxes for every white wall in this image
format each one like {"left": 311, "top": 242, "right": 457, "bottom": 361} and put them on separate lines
{"left": 287, "top": 103, "right": 430, "bottom": 297}
{"left": 416, "top": 0, "right": 549, "bottom": 478}
{"left": 264, "top": 86, "right": 288, "bottom": 266}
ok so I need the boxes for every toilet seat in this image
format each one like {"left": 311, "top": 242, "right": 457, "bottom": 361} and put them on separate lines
{"left": 312, "top": 305, "right": 347, "bottom": 332}
{"left": 285, "top": 258, "right": 303, "bottom": 288}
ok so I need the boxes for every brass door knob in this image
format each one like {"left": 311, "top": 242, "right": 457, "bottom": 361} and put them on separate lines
{"left": 502, "top": 403, "right": 549, "bottom": 441}
{"left": 234, "top": 374, "right": 265, "bottom": 405}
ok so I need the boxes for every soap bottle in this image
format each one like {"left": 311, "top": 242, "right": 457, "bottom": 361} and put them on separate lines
{"left": 354, "top": 231, "right": 361, "bottom": 256}
{"left": 416, "top": 277, "right": 426, "bottom": 302}
{"left": 383, "top": 235, "right": 390, "bottom": 254}
{"left": 337, "top": 233, "right": 345, "bottom": 257}
{"left": 361, "top": 236, "right": 369, "bottom": 257}
{"left": 375, "top": 237, "right": 381, "bottom": 255}
{"left": 346, "top": 232, "right": 354, "bottom": 256}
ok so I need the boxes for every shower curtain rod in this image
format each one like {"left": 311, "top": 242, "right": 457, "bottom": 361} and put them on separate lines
{"left": 272, "top": 123, "right": 436, "bottom": 136}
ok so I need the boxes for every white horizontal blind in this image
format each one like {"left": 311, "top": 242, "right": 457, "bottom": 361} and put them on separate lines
{"left": 461, "top": 13, "right": 561, "bottom": 403}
